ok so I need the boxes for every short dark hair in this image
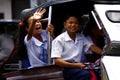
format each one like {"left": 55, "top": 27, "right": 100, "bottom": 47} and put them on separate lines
{"left": 63, "top": 13, "right": 82, "bottom": 24}
{"left": 20, "top": 8, "right": 34, "bottom": 22}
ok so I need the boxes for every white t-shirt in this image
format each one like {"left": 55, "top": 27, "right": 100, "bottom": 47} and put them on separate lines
{"left": 51, "top": 31, "right": 93, "bottom": 63}
{"left": 24, "top": 30, "right": 53, "bottom": 68}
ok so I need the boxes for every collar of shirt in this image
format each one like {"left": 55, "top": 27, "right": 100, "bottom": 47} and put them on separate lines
{"left": 33, "top": 30, "right": 47, "bottom": 46}
{"left": 64, "top": 31, "right": 82, "bottom": 42}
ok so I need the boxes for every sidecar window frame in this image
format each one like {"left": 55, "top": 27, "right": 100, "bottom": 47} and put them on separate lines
{"left": 106, "top": 10, "right": 120, "bottom": 23}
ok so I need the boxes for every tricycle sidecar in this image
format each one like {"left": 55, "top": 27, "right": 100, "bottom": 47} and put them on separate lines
{"left": 1, "top": 0, "right": 120, "bottom": 80}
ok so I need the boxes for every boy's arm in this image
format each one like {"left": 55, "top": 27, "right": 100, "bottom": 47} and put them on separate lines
{"left": 90, "top": 45, "right": 103, "bottom": 55}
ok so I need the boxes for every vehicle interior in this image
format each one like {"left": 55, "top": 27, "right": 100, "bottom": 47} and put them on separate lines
{"left": 1, "top": 0, "right": 120, "bottom": 79}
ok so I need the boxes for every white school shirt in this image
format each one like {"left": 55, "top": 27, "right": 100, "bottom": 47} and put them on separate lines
{"left": 85, "top": 36, "right": 94, "bottom": 54}
{"left": 24, "top": 30, "right": 52, "bottom": 68}
{"left": 51, "top": 31, "right": 93, "bottom": 63}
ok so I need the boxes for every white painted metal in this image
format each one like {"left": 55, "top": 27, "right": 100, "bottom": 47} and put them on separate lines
{"left": 94, "top": 4, "right": 120, "bottom": 42}
{"left": 102, "top": 56, "right": 120, "bottom": 80}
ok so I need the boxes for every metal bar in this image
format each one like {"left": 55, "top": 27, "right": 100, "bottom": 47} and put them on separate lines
{"left": 47, "top": 6, "right": 52, "bottom": 65}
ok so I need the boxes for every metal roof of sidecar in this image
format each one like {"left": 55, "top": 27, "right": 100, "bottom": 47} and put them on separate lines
{"left": 34, "top": 0, "right": 120, "bottom": 11}
{"left": 91, "top": 0, "right": 120, "bottom": 4}
{"left": 34, "top": 0, "right": 93, "bottom": 16}
{"left": 21, "top": 0, "right": 120, "bottom": 18}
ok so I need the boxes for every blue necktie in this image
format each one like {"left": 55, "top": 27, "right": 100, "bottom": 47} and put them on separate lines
{"left": 39, "top": 44, "right": 48, "bottom": 63}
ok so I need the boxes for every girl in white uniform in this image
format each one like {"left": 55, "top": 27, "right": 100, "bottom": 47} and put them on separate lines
{"left": 19, "top": 8, "right": 55, "bottom": 68}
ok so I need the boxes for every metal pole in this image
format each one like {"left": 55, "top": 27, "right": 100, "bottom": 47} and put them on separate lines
{"left": 47, "top": 6, "right": 52, "bottom": 65}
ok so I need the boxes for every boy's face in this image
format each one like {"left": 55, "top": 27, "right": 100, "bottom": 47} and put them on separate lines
{"left": 27, "top": 16, "right": 43, "bottom": 35}
{"left": 64, "top": 16, "right": 80, "bottom": 33}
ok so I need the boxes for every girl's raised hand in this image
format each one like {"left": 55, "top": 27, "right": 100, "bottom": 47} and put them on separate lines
{"left": 33, "top": 8, "right": 46, "bottom": 20}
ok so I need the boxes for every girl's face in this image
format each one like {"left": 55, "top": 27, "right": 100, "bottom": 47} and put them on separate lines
{"left": 27, "top": 16, "right": 43, "bottom": 35}
{"left": 64, "top": 16, "right": 80, "bottom": 34}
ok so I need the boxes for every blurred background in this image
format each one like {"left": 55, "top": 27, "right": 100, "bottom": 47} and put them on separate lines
{"left": 0, "top": 0, "right": 47, "bottom": 20}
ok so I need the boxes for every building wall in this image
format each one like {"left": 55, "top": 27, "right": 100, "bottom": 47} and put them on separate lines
{"left": 0, "top": 0, "right": 47, "bottom": 20}
{"left": 12, "top": 0, "right": 30, "bottom": 19}
{"left": 0, "top": 0, "right": 12, "bottom": 19}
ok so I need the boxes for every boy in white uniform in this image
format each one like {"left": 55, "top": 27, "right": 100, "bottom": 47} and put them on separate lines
{"left": 51, "top": 14, "right": 103, "bottom": 80}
